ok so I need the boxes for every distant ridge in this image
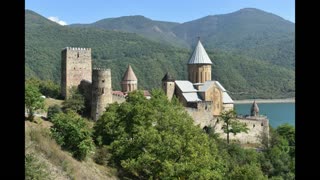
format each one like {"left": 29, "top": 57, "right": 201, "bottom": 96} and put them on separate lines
{"left": 25, "top": 9, "right": 295, "bottom": 99}
{"left": 69, "top": 8, "right": 294, "bottom": 69}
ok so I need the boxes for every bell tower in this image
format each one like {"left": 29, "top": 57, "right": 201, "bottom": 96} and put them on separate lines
{"left": 187, "top": 38, "right": 212, "bottom": 84}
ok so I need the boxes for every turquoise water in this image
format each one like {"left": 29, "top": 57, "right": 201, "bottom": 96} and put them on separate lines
{"left": 234, "top": 103, "right": 295, "bottom": 128}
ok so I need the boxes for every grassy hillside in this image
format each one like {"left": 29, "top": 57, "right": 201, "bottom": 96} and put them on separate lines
{"left": 25, "top": 119, "right": 118, "bottom": 179}
{"left": 25, "top": 10, "right": 294, "bottom": 99}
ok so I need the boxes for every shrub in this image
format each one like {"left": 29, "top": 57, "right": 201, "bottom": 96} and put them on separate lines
{"left": 47, "top": 105, "right": 62, "bottom": 121}
{"left": 51, "top": 111, "right": 95, "bottom": 161}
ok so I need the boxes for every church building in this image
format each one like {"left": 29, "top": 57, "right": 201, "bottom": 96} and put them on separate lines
{"left": 162, "top": 39, "right": 234, "bottom": 116}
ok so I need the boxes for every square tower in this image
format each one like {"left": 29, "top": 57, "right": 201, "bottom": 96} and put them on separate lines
{"left": 61, "top": 47, "right": 92, "bottom": 99}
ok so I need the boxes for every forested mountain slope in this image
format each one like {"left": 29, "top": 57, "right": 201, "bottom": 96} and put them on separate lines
{"left": 25, "top": 10, "right": 294, "bottom": 99}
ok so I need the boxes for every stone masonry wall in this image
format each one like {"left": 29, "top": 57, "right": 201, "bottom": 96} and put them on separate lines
{"left": 186, "top": 107, "right": 269, "bottom": 144}
{"left": 163, "top": 81, "right": 175, "bottom": 101}
{"left": 91, "top": 69, "right": 112, "bottom": 121}
{"left": 188, "top": 64, "right": 211, "bottom": 83}
{"left": 112, "top": 94, "right": 126, "bottom": 103}
{"left": 61, "top": 47, "right": 92, "bottom": 99}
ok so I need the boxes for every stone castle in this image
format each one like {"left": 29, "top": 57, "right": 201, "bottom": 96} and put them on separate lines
{"left": 61, "top": 39, "right": 269, "bottom": 144}
{"left": 61, "top": 47, "right": 140, "bottom": 120}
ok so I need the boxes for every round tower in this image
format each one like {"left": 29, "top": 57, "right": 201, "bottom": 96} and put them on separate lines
{"left": 188, "top": 38, "right": 212, "bottom": 84}
{"left": 161, "top": 72, "right": 175, "bottom": 101}
{"left": 121, "top": 65, "right": 138, "bottom": 93}
{"left": 91, "top": 68, "right": 112, "bottom": 121}
{"left": 251, "top": 100, "right": 259, "bottom": 117}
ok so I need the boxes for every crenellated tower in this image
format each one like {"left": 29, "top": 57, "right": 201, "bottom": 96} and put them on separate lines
{"left": 187, "top": 38, "right": 212, "bottom": 84}
{"left": 91, "top": 68, "right": 112, "bottom": 121}
{"left": 61, "top": 47, "right": 92, "bottom": 99}
{"left": 121, "top": 65, "right": 138, "bottom": 93}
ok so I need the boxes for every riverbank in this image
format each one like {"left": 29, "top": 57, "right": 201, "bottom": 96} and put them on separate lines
{"left": 233, "top": 98, "right": 295, "bottom": 104}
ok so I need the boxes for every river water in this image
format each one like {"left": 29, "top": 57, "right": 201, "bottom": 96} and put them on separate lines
{"left": 234, "top": 103, "right": 295, "bottom": 128}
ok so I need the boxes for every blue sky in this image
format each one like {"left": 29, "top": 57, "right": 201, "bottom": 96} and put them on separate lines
{"left": 25, "top": 0, "right": 295, "bottom": 25}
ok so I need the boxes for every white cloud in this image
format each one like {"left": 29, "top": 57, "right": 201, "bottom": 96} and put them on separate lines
{"left": 47, "top": 16, "right": 67, "bottom": 26}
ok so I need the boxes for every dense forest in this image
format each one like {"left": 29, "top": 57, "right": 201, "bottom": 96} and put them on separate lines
{"left": 25, "top": 9, "right": 294, "bottom": 99}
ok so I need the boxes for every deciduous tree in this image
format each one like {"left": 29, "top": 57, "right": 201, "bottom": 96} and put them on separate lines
{"left": 219, "top": 109, "right": 249, "bottom": 144}
{"left": 94, "top": 90, "right": 226, "bottom": 179}
{"left": 25, "top": 84, "right": 44, "bottom": 121}
{"left": 51, "top": 111, "right": 95, "bottom": 160}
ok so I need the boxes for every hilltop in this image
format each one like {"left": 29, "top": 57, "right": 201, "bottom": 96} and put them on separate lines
{"left": 70, "top": 8, "right": 295, "bottom": 69}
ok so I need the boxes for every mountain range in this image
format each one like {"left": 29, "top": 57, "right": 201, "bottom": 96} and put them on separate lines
{"left": 70, "top": 8, "right": 295, "bottom": 69}
{"left": 25, "top": 8, "right": 295, "bottom": 99}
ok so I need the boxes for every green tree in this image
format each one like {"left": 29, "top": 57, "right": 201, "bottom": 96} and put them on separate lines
{"left": 47, "top": 104, "right": 62, "bottom": 121}
{"left": 259, "top": 124, "right": 295, "bottom": 179}
{"left": 275, "top": 123, "right": 295, "bottom": 158}
{"left": 26, "top": 78, "right": 61, "bottom": 99}
{"left": 50, "top": 111, "right": 95, "bottom": 160}
{"left": 62, "top": 87, "right": 85, "bottom": 115}
{"left": 38, "top": 80, "right": 61, "bottom": 99}
{"left": 229, "top": 163, "right": 267, "bottom": 180}
{"left": 25, "top": 84, "right": 44, "bottom": 121}
{"left": 94, "top": 90, "right": 226, "bottom": 179}
{"left": 219, "top": 110, "right": 249, "bottom": 144}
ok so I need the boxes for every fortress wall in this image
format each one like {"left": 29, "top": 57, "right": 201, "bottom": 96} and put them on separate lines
{"left": 185, "top": 107, "right": 215, "bottom": 128}
{"left": 185, "top": 107, "right": 269, "bottom": 144}
{"left": 211, "top": 117, "right": 269, "bottom": 144}
{"left": 112, "top": 94, "right": 126, "bottom": 103}
{"left": 223, "top": 103, "right": 234, "bottom": 112}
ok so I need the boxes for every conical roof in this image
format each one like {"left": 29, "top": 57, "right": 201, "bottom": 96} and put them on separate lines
{"left": 188, "top": 39, "right": 212, "bottom": 64}
{"left": 162, "top": 72, "right": 175, "bottom": 82}
{"left": 122, "top": 65, "right": 137, "bottom": 81}
{"left": 251, "top": 100, "right": 259, "bottom": 116}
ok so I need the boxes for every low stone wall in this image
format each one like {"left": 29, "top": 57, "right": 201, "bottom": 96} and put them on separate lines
{"left": 112, "top": 94, "right": 126, "bottom": 103}
{"left": 185, "top": 107, "right": 215, "bottom": 128}
{"left": 185, "top": 107, "right": 269, "bottom": 144}
{"left": 211, "top": 117, "right": 269, "bottom": 144}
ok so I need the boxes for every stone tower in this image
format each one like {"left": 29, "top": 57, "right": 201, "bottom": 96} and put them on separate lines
{"left": 162, "top": 72, "right": 175, "bottom": 101}
{"left": 61, "top": 47, "right": 92, "bottom": 99}
{"left": 91, "top": 68, "right": 112, "bottom": 121}
{"left": 121, "top": 65, "right": 138, "bottom": 93}
{"left": 251, "top": 100, "right": 260, "bottom": 116}
{"left": 188, "top": 38, "right": 212, "bottom": 84}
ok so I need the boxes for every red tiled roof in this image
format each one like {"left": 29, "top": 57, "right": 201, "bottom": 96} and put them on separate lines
{"left": 112, "top": 91, "right": 126, "bottom": 96}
